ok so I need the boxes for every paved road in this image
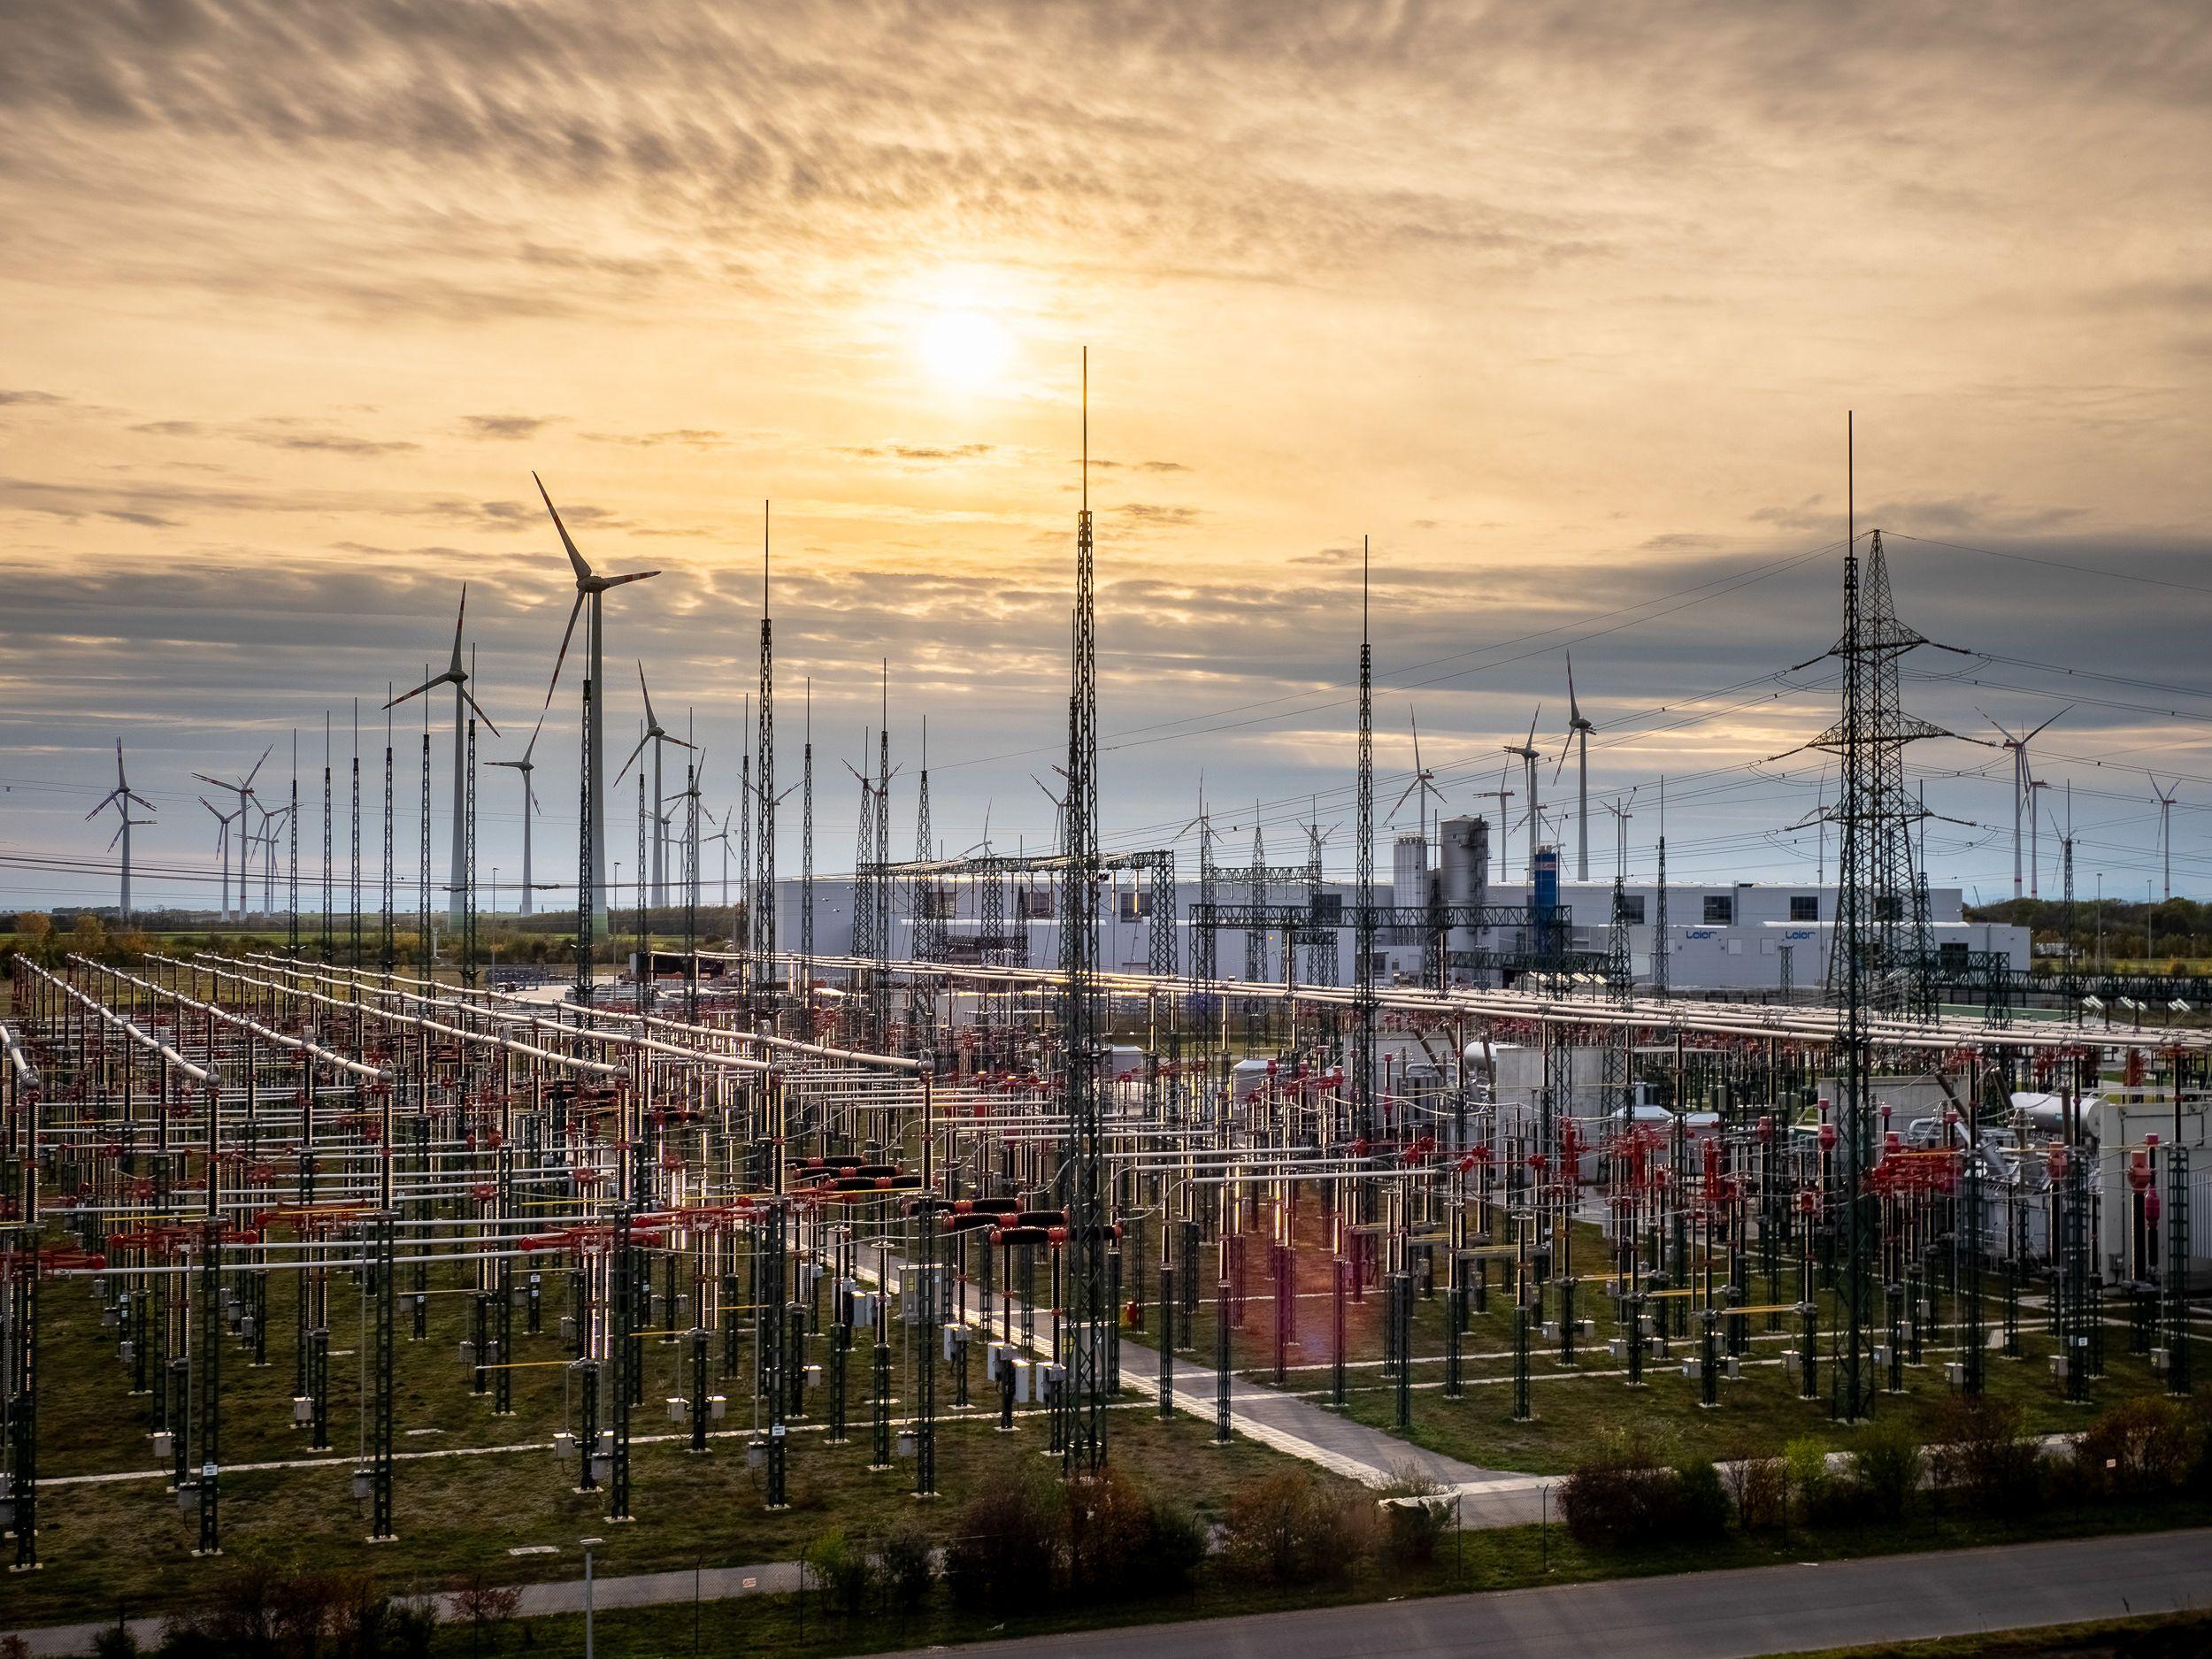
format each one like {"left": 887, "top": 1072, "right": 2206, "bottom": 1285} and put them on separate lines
{"left": 879, "top": 1528, "right": 2212, "bottom": 1659}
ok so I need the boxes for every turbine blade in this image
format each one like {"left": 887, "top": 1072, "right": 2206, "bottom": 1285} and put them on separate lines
{"left": 460, "top": 687, "right": 502, "bottom": 738}
{"left": 1386, "top": 777, "right": 1422, "bottom": 821}
{"left": 544, "top": 592, "right": 588, "bottom": 708}
{"left": 386, "top": 679, "right": 438, "bottom": 710}
{"left": 613, "top": 733, "right": 649, "bottom": 786}
{"left": 534, "top": 472, "right": 593, "bottom": 582}
{"left": 603, "top": 570, "right": 661, "bottom": 587}
{"left": 449, "top": 584, "right": 468, "bottom": 675}
{"left": 638, "top": 662, "right": 657, "bottom": 731}
{"left": 109, "top": 821, "right": 126, "bottom": 853}
{"left": 2025, "top": 706, "right": 2070, "bottom": 741}
{"left": 241, "top": 742, "right": 273, "bottom": 791}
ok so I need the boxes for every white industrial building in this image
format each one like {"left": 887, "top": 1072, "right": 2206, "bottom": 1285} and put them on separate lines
{"left": 775, "top": 812, "right": 2028, "bottom": 996}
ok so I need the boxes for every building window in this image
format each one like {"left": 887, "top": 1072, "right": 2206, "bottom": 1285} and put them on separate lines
{"left": 1790, "top": 895, "right": 1818, "bottom": 922}
{"left": 1876, "top": 895, "right": 1903, "bottom": 922}
{"left": 1617, "top": 895, "right": 1646, "bottom": 925}
{"left": 1702, "top": 895, "right": 1733, "bottom": 925}
{"left": 1314, "top": 894, "right": 1343, "bottom": 922}
{"left": 1117, "top": 889, "right": 1152, "bottom": 921}
{"left": 1018, "top": 887, "right": 1055, "bottom": 920}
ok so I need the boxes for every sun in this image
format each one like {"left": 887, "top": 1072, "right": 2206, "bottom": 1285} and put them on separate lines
{"left": 918, "top": 306, "right": 1012, "bottom": 389}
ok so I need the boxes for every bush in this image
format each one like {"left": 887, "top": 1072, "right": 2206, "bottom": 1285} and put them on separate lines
{"left": 2078, "top": 1398, "right": 2200, "bottom": 1499}
{"left": 805, "top": 1529, "right": 878, "bottom": 1616}
{"left": 1379, "top": 1466, "right": 1453, "bottom": 1567}
{"left": 1724, "top": 1454, "right": 1786, "bottom": 1531}
{"left": 1850, "top": 1417, "right": 1924, "bottom": 1520}
{"left": 1673, "top": 1461, "right": 1730, "bottom": 1540}
{"left": 879, "top": 1522, "right": 935, "bottom": 1612}
{"left": 1929, "top": 1395, "right": 2043, "bottom": 1516}
{"left": 1783, "top": 1436, "right": 1833, "bottom": 1521}
{"left": 91, "top": 1630, "right": 140, "bottom": 1659}
{"left": 946, "top": 1464, "right": 1064, "bottom": 1612}
{"left": 1137, "top": 1496, "right": 1209, "bottom": 1590}
{"left": 1557, "top": 1428, "right": 1684, "bottom": 1548}
{"left": 1222, "top": 1471, "right": 1370, "bottom": 1584}
{"left": 1065, "top": 1467, "right": 1157, "bottom": 1598}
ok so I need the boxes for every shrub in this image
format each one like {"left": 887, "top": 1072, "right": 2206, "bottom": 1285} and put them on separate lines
{"left": 1782, "top": 1436, "right": 1832, "bottom": 1520}
{"left": 947, "top": 1464, "right": 1064, "bottom": 1612}
{"left": 1137, "top": 1496, "right": 1209, "bottom": 1590}
{"left": 91, "top": 1632, "right": 139, "bottom": 1659}
{"left": 1379, "top": 1466, "right": 1453, "bottom": 1567}
{"left": 1557, "top": 1428, "right": 1683, "bottom": 1548}
{"left": 1725, "top": 1454, "right": 1786, "bottom": 1531}
{"left": 805, "top": 1529, "right": 877, "bottom": 1616}
{"left": 1850, "top": 1417, "right": 1924, "bottom": 1520}
{"left": 1221, "top": 1471, "right": 1368, "bottom": 1584}
{"left": 1065, "top": 1466, "right": 1157, "bottom": 1598}
{"left": 2078, "top": 1397, "right": 2200, "bottom": 1499}
{"left": 879, "top": 1522, "right": 935, "bottom": 1612}
{"left": 1929, "top": 1395, "right": 2043, "bottom": 1516}
{"left": 1673, "top": 1461, "right": 1730, "bottom": 1540}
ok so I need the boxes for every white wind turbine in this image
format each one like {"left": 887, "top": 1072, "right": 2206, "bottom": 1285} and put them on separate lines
{"left": 385, "top": 585, "right": 499, "bottom": 926}
{"left": 1982, "top": 707, "right": 2067, "bottom": 901}
{"left": 487, "top": 718, "right": 544, "bottom": 916}
{"left": 1386, "top": 710, "right": 1448, "bottom": 865}
{"left": 194, "top": 742, "right": 273, "bottom": 921}
{"left": 613, "top": 664, "right": 693, "bottom": 908}
{"left": 88, "top": 739, "right": 156, "bottom": 923}
{"left": 1502, "top": 704, "right": 1543, "bottom": 883}
{"left": 1557, "top": 653, "right": 1595, "bottom": 882}
{"left": 535, "top": 473, "right": 661, "bottom": 934}
{"left": 200, "top": 796, "right": 242, "bottom": 921}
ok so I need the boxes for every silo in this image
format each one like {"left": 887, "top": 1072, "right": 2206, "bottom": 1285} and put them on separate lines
{"left": 1439, "top": 815, "right": 1487, "bottom": 966}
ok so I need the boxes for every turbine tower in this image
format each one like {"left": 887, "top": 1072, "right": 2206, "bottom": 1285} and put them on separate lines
{"left": 1982, "top": 708, "right": 2066, "bottom": 901}
{"left": 1503, "top": 705, "right": 1542, "bottom": 882}
{"left": 1562, "top": 654, "right": 1595, "bottom": 881}
{"left": 384, "top": 586, "right": 498, "bottom": 926}
{"left": 536, "top": 473, "right": 661, "bottom": 934}
{"left": 487, "top": 719, "right": 544, "bottom": 915}
{"left": 2153, "top": 778, "right": 2180, "bottom": 901}
{"left": 614, "top": 664, "right": 692, "bottom": 909}
{"left": 200, "top": 796, "right": 242, "bottom": 921}
{"left": 193, "top": 742, "right": 273, "bottom": 922}
{"left": 88, "top": 739, "right": 156, "bottom": 923}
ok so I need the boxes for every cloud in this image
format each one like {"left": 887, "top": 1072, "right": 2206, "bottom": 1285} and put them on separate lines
{"left": 836, "top": 442, "right": 995, "bottom": 464}
{"left": 580, "top": 429, "right": 730, "bottom": 448}
{"left": 462, "top": 414, "right": 555, "bottom": 440}
{"left": 1114, "top": 503, "right": 1201, "bottom": 529}
{"left": 0, "top": 388, "right": 66, "bottom": 407}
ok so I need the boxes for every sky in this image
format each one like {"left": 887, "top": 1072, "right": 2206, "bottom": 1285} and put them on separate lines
{"left": 3, "top": 1, "right": 2209, "bottom": 917}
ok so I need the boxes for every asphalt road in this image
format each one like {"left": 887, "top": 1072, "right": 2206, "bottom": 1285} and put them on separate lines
{"left": 881, "top": 1528, "right": 2212, "bottom": 1659}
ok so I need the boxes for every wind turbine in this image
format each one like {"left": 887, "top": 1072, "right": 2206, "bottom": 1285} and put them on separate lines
{"left": 2153, "top": 778, "right": 2180, "bottom": 901}
{"left": 1982, "top": 708, "right": 2067, "bottom": 901}
{"left": 385, "top": 585, "right": 498, "bottom": 926}
{"left": 1502, "top": 705, "right": 1542, "bottom": 883}
{"left": 88, "top": 739, "right": 155, "bottom": 923}
{"left": 1386, "top": 709, "right": 1448, "bottom": 848}
{"left": 1557, "top": 654, "right": 1595, "bottom": 881}
{"left": 613, "top": 664, "right": 692, "bottom": 909}
{"left": 536, "top": 472, "right": 662, "bottom": 934}
{"left": 487, "top": 718, "right": 544, "bottom": 916}
{"left": 200, "top": 796, "right": 242, "bottom": 922}
{"left": 194, "top": 742, "right": 273, "bottom": 922}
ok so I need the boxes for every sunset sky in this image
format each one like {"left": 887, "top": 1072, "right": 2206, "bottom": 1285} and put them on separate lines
{"left": 4, "top": 2, "right": 2209, "bottom": 912}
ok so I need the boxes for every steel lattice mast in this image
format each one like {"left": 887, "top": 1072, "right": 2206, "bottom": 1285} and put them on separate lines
{"left": 1354, "top": 536, "right": 1377, "bottom": 1141}
{"left": 756, "top": 503, "right": 777, "bottom": 1000}
{"left": 1806, "top": 415, "right": 1949, "bottom": 1420}
{"left": 1062, "top": 351, "right": 1108, "bottom": 1473}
